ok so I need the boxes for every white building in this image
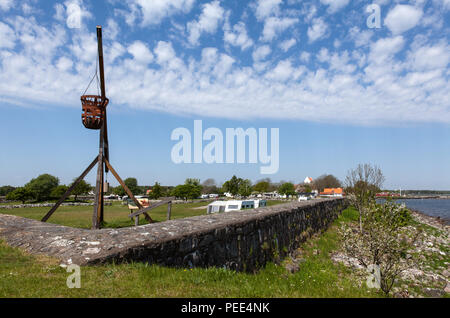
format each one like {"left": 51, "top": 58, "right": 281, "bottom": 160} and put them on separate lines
{"left": 304, "top": 177, "right": 313, "bottom": 184}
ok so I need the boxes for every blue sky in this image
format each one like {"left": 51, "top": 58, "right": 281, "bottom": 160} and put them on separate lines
{"left": 0, "top": 0, "right": 449, "bottom": 190}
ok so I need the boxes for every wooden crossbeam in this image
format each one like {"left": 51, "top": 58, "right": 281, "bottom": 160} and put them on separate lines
{"left": 104, "top": 158, "right": 153, "bottom": 223}
{"left": 128, "top": 197, "right": 175, "bottom": 219}
{"left": 41, "top": 156, "right": 98, "bottom": 222}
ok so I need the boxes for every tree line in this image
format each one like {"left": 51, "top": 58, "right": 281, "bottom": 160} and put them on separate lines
{"left": 1, "top": 172, "right": 347, "bottom": 204}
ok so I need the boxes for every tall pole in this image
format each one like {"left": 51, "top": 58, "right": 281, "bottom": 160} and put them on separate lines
{"left": 92, "top": 25, "right": 106, "bottom": 229}
{"left": 97, "top": 25, "right": 109, "bottom": 171}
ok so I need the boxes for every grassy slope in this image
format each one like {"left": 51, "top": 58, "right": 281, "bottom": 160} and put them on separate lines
{"left": 0, "top": 206, "right": 381, "bottom": 298}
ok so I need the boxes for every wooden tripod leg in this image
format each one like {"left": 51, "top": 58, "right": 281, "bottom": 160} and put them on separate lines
{"left": 104, "top": 158, "right": 153, "bottom": 223}
{"left": 42, "top": 156, "right": 98, "bottom": 222}
{"left": 92, "top": 154, "right": 104, "bottom": 229}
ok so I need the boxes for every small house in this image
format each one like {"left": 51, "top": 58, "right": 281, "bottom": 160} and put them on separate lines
{"left": 320, "top": 188, "right": 344, "bottom": 197}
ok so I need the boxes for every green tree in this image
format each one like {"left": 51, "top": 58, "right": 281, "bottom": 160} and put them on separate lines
{"left": 124, "top": 178, "right": 139, "bottom": 195}
{"left": 50, "top": 185, "right": 69, "bottom": 199}
{"left": 253, "top": 181, "right": 270, "bottom": 193}
{"left": 149, "top": 182, "right": 163, "bottom": 199}
{"left": 312, "top": 174, "right": 341, "bottom": 192}
{"left": 304, "top": 184, "right": 312, "bottom": 193}
{"left": 6, "top": 187, "right": 34, "bottom": 204}
{"left": 71, "top": 179, "right": 92, "bottom": 201}
{"left": 185, "top": 178, "right": 201, "bottom": 186}
{"left": 238, "top": 179, "right": 253, "bottom": 197}
{"left": 0, "top": 185, "right": 16, "bottom": 196}
{"left": 222, "top": 175, "right": 242, "bottom": 196}
{"left": 25, "top": 174, "right": 59, "bottom": 202}
{"left": 344, "top": 163, "right": 385, "bottom": 232}
{"left": 201, "top": 178, "right": 219, "bottom": 194}
{"left": 172, "top": 179, "right": 202, "bottom": 200}
{"left": 278, "top": 182, "right": 296, "bottom": 196}
{"left": 112, "top": 185, "right": 126, "bottom": 197}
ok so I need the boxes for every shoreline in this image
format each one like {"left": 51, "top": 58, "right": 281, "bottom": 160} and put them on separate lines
{"left": 408, "top": 208, "right": 450, "bottom": 229}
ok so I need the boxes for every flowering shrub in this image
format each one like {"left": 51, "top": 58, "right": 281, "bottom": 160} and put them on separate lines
{"left": 339, "top": 201, "right": 421, "bottom": 295}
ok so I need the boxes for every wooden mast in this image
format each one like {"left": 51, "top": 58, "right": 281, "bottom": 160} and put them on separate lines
{"left": 92, "top": 25, "right": 106, "bottom": 229}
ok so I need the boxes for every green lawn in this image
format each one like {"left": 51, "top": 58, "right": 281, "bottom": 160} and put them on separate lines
{"left": 0, "top": 206, "right": 382, "bottom": 298}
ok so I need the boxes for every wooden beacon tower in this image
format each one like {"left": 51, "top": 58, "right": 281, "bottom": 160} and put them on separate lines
{"left": 41, "top": 26, "right": 153, "bottom": 229}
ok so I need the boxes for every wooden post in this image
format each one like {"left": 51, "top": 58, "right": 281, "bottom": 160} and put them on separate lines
{"left": 97, "top": 25, "right": 109, "bottom": 172}
{"left": 92, "top": 152, "right": 104, "bottom": 229}
{"left": 167, "top": 201, "right": 172, "bottom": 221}
{"left": 92, "top": 26, "right": 107, "bottom": 229}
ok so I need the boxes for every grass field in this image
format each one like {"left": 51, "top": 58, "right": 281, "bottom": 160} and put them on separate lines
{"left": 0, "top": 206, "right": 382, "bottom": 298}
{"left": 0, "top": 200, "right": 285, "bottom": 229}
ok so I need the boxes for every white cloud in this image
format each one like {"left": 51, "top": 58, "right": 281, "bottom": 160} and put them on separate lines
{"left": 21, "top": 3, "right": 34, "bottom": 15}
{"left": 69, "top": 30, "right": 97, "bottom": 64}
{"left": 105, "top": 18, "right": 120, "bottom": 40}
{"left": 56, "top": 56, "right": 73, "bottom": 72}
{"left": 254, "top": 0, "right": 282, "bottom": 21}
{"left": 154, "top": 41, "right": 176, "bottom": 63}
{"left": 369, "top": 36, "right": 405, "bottom": 65}
{"left": 320, "top": 0, "right": 349, "bottom": 13}
{"left": 307, "top": 18, "right": 327, "bottom": 42}
{"left": 0, "top": 21, "right": 16, "bottom": 49}
{"left": 54, "top": 3, "right": 65, "bottom": 22}
{"left": 301, "top": 3, "right": 317, "bottom": 23}
{"left": 408, "top": 44, "right": 450, "bottom": 71}
{"left": 130, "top": 0, "right": 196, "bottom": 26}
{"left": 317, "top": 48, "right": 329, "bottom": 63}
{"left": 300, "top": 51, "right": 310, "bottom": 63}
{"left": 224, "top": 21, "right": 253, "bottom": 50}
{"left": 154, "top": 41, "right": 185, "bottom": 70}
{"left": 265, "top": 59, "right": 297, "bottom": 81}
{"left": 385, "top": 5, "right": 423, "bottom": 35}
{"left": 444, "top": 0, "right": 450, "bottom": 10}
{"left": 261, "top": 16, "right": 298, "bottom": 42}
{"left": 187, "top": 0, "right": 224, "bottom": 46}
{"left": 106, "top": 41, "right": 126, "bottom": 64}
{"left": 213, "top": 54, "right": 235, "bottom": 78}
{"left": 279, "top": 38, "right": 296, "bottom": 52}
{"left": 1, "top": 3, "right": 450, "bottom": 127}
{"left": 199, "top": 47, "right": 219, "bottom": 72}
{"left": 252, "top": 45, "right": 271, "bottom": 61}
{"left": 0, "top": 0, "right": 14, "bottom": 11}
{"left": 128, "top": 41, "right": 153, "bottom": 65}
{"left": 349, "top": 27, "right": 373, "bottom": 47}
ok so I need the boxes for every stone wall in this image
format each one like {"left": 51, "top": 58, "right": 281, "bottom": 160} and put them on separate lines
{"left": 0, "top": 198, "right": 347, "bottom": 272}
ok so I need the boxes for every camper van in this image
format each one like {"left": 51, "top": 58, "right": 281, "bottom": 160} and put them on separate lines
{"left": 207, "top": 199, "right": 267, "bottom": 214}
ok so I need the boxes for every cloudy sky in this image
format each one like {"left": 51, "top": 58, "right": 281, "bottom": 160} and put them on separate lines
{"left": 0, "top": 0, "right": 449, "bottom": 189}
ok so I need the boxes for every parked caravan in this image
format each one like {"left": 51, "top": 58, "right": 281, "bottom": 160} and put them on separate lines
{"left": 207, "top": 199, "right": 267, "bottom": 214}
